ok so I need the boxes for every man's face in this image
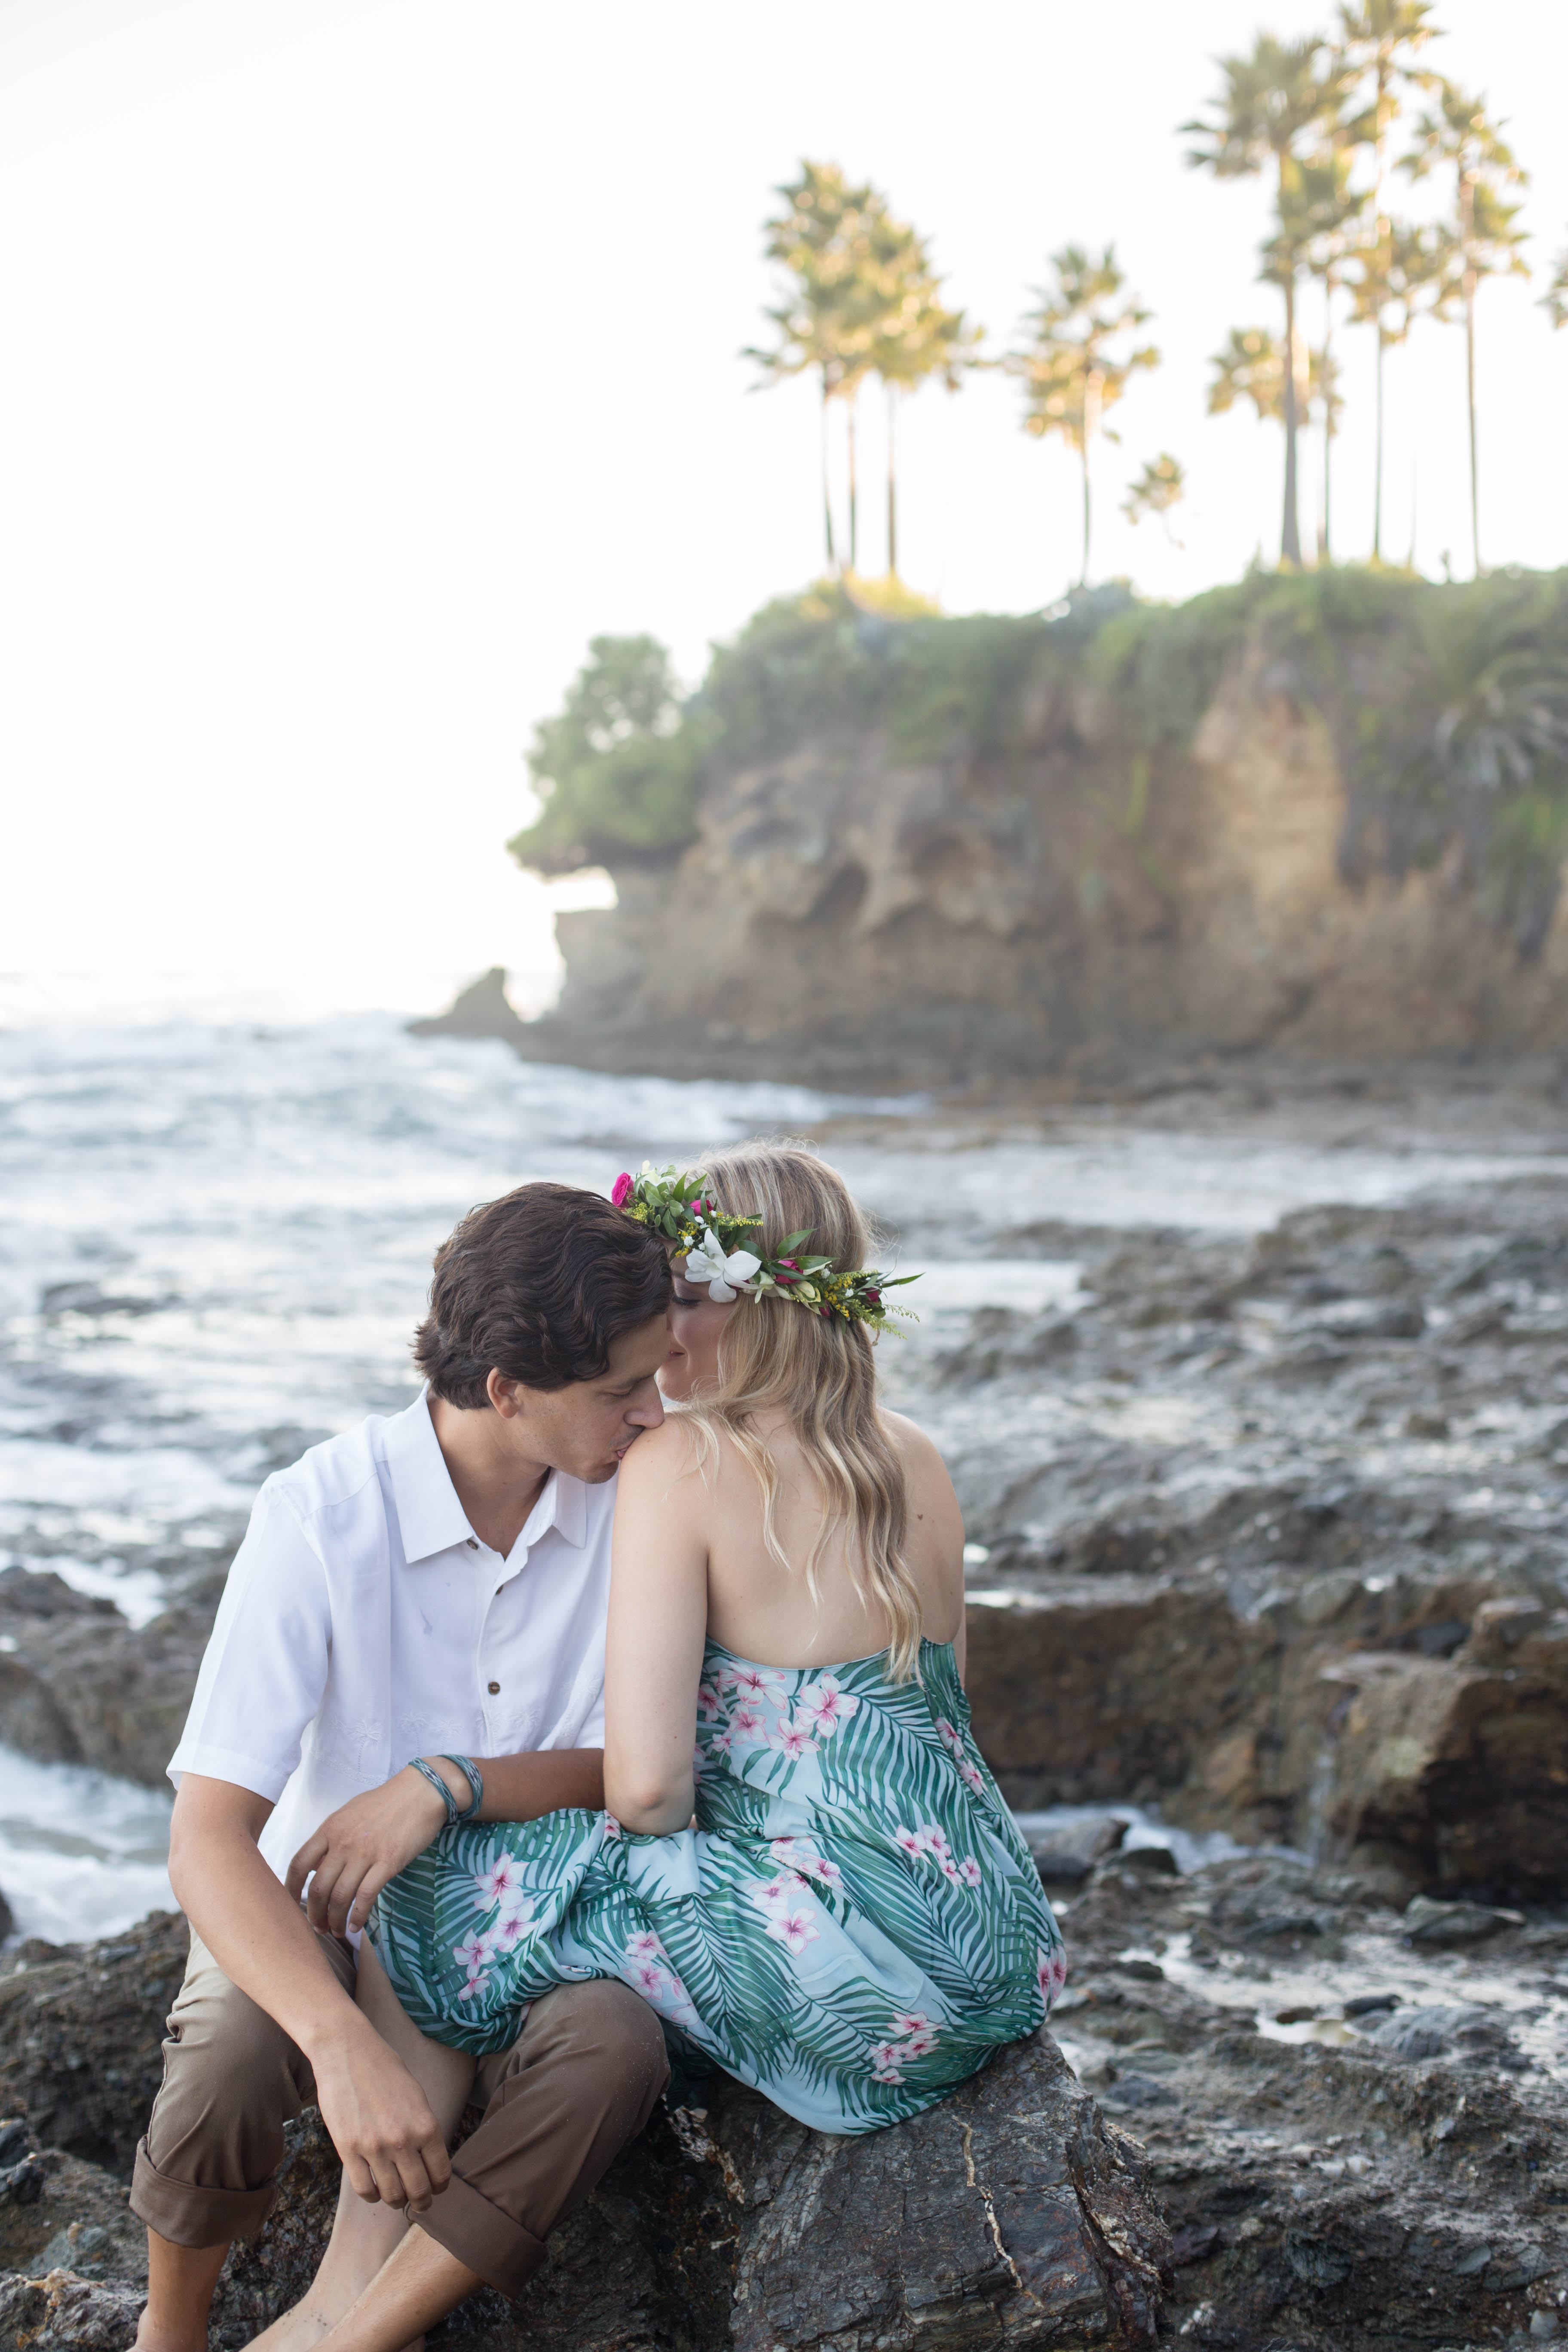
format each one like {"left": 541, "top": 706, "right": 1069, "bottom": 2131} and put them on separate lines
{"left": 496, "top": 1312, "right": 670, "bottom": 1483}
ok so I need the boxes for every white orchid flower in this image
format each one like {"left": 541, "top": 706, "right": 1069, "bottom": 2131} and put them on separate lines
{"left": 685, "top": 1228, "right": 762, "bottom": 1303}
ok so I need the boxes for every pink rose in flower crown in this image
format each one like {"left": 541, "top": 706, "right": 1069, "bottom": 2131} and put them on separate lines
{"left": 611, "top": 1172, "right": 634, "bottom": 1208}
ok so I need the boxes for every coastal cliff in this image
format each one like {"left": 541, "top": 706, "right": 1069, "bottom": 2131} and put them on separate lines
{"left": 434, "top": 569, "right": 1568, "bottom": 1087}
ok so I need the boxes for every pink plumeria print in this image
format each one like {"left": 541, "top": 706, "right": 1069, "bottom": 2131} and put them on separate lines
{"left": 602, "top": 1815, "right": 622, "bottom": 1839}
{"left": 728, "top": 1703, "right": 767, "bottom": 1745}
{"left": 695, "top": 1681, "right": 724, "bottom": 1721}
{"left": 750, "top": 1870, "right": 807, "bottom": 1912}
{"left": 770, "top": 1837, "right": 840, "bottom": 1889}
{"left": 452, "top": 1930, "right": 492, "bottom": 1973}
{"left": 488, "top": 1908, "right": 533, "bottom": 1955}
{"left": 958, "top": 1758, "right": 987, "bottom": 1797}
{"left": 893, "top": 1826, "right": 925, "bottom": 1860}
{"left": 922, "top": 1825, "right": 952, "bottom": 1857}
{"left": 899, "top": 2024, "right": 940, "bottom": 2060}
{"left": 764, "top": 1906, "right": 821, "bottom": 1955}
{"left": 772, "top": 1718, "right": 818, "bottom": 1762}
{"left": 473, "top": 1854, "right": 521, "bottom": 1908}
{"left": 933, "top": 1717, "right": 962, "bottom": 1753}
{"left": 867, "top": 2039, "right": 905, "bottom": 2073}
{"left": 626, "top": 1929, "right": 665, "bottom": 1961}
{"left": 798, "top": 1676, "right": 859, "bottom": 1737}
{"left": 458, "top": 1968, "right": 492, "bottom": 2003}
{"left": 938, "top": 1855, "right": 963, "bottom": 1884}
{"left": 959, "top": 1856, "right": 984, "bottom": 1888}
{"left": 723, "top": 1664, "right": 787, "bottom": 1706}
{"left": 629, "top": 1958, "right": 672, "bottom": 2002}
{"left": 889, "top": 2010, "right": 932, "bottom": 2036}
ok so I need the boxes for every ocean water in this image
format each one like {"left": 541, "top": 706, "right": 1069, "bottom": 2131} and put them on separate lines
{"left": 4, "top": 1011, "right": 1568, "bottom": 1945}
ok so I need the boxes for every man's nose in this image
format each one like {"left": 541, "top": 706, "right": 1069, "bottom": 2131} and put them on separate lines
{"left": 628, "top": 1385, "right": 665, "bottom": 1430}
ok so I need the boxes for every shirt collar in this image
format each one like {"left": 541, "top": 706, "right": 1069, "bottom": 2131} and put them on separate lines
{"left": 386, "top": 1390, "right": 593, "bottom": 1564}
{"left": 516, "top": 1463, "right": 590, "bottom": 1554}
{"left": 384, "top": 1391, "right": 477, "bottom": 1565}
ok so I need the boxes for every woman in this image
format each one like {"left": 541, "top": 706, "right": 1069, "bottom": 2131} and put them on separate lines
{"left": 279, "top": 1144, "right": 1061, "bottom": 2349}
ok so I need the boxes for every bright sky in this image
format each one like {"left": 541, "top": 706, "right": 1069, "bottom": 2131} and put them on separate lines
{"left": 3, "top": 0, "right": 1565, "bottom": 1023}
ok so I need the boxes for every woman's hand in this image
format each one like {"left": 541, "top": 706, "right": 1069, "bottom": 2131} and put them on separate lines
{"left": 287, "top": 1763, "right": 457, "bottom": 1936}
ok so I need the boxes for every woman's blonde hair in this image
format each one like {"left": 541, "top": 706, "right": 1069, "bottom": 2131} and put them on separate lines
{"left": 682, "top": 1141, "right": 923, "bottom": 1681}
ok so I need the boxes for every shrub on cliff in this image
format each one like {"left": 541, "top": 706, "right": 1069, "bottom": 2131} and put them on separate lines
{"left": 508, "top": 635, "right": 705, "bottom": 876}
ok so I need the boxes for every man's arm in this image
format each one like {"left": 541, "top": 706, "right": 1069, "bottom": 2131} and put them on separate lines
{"left": 286, "top": 1748, "right": 605, "bottom": 1937}
{"left": 169, "top": 1774, "right": 451, "bottom": 2211}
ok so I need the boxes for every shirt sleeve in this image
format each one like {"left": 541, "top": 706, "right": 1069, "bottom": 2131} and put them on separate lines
{"left": 166, "top": 1479, "right": 332, "bottom": 1801}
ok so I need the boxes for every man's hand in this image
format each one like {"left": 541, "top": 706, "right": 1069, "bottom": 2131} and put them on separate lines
{"left": 287, "top": 1765, "right": 453, "bottom": 1936}
{"left": 312, "top": 2015, "right": 452, "bottom": 2210}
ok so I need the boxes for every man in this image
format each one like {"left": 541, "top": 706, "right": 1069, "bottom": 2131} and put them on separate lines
{"left": 132, "top": 1181, "right": 674, "bottom": 2352}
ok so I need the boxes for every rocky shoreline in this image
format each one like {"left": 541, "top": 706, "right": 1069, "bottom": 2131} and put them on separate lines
{"left": 1, "top": 1097, "right": 1567, "bottom": 2342}
{"left": 0, "top": 1846, "right": 1560, "bottom": 2349}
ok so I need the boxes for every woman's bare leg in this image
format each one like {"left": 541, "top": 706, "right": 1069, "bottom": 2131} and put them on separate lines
{"left": 246, "top": 1945, "right": 475, "bottom": 2352}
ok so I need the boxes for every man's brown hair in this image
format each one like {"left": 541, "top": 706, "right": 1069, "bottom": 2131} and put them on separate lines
{"left": 413, "top": 1182, "right": 671, "bottom": 1408}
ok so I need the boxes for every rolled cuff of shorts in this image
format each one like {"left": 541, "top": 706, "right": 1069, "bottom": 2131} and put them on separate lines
{"left": 414, "top": 2169, "right": 548, "bottom": 2300}
{"left": 129, "top": 2137, "right": 280, "bottom": 2248}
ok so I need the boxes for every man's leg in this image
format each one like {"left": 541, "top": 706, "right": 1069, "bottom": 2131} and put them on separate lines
{"left": 421, "top": 1979, "right": 669, "bottom": 2297}
{"left": 310, "top": 1981, "right": 668, "bottom": 2352}
{"left": 247, "top": 1943, "right": 476, "bottom": 2352}
{"left": 132, "top": 1928, "right": 358, "bottom": 2352}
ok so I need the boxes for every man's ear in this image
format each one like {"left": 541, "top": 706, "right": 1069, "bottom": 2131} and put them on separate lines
{"left": 486, "top": 1369, "right": 525, "bottom": 1419}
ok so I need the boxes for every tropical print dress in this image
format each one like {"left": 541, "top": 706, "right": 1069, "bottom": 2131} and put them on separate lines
{"left": 367, "top": 1637, "right": 1064, "bottom": 2135}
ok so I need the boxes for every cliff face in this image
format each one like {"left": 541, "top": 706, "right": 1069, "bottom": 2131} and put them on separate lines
{"left": 518, "top": 638, "right": 1568, "bottom": 1086}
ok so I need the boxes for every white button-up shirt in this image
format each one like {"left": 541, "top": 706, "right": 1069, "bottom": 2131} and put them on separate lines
{"left": 168, "top": 1391, "right": 615, "bottom": 1883}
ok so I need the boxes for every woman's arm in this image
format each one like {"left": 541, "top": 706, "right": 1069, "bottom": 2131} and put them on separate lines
{"left": 603, "top": 1423, "right": 709, "bottom": 1833}
{"left": 287, "top": 1749, "right": 605, "bottom": 1935}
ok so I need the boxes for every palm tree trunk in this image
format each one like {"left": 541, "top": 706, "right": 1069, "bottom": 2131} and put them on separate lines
{"left": 1281, "top": 269, "right": 1303, "bottom": 568}
{"left": 1462, "top": 181, "right": 1480, "bottom": 577}
{"left": 847, "top": 391, "right": 859, "bottom": 574}
{"left": 885, "top": 383, "right": 898, "bottom": 578}
{"left": 1372, "top": 326, "right": 1385, "bottom": 564}
{"left": 820, "top": 380, "right": 837, "bottom": 575}
{"left": 1080, "top": 369, "right": 1102, "bottom": 587}
{"left": 1321, "top": 274, "right": 1335, "bottom": 564}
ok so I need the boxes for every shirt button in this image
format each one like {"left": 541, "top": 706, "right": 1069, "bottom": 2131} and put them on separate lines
{"left": 466, "top": 1538, "right": 478, "bottom": 1550}
{"left": 487, "top": 1681, "right": 500, "bottom": 1695}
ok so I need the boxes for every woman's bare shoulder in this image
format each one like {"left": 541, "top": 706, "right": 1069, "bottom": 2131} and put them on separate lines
{"left": 879, "top": 1408, "right": 954, "bottom": 1484}
{"left": 616, "top": 1413, "right": 707, "bottom": 1500}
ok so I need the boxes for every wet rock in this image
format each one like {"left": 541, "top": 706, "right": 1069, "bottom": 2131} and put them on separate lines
{"left": 0, "top": 1572, "right": 208, "bottom": 1789}
{"left": 944, "top": 1181, "right": 1568, "bottom": 1895}
{"left": 1362, "top": 2004, "right": 1491, "bottom": 2060}
{"left": 0, "top": 1927, "right": 1170, "bottom": 2352}
{"left": 0, "top": 1912, "right": 187, "bottom": 2173}
{"left": 1050, "top": 1849, "right": 1568, "bottom": 2347}
{"left": 406, "top": 968, "right": 528, "bottom": 1046}
{"left": 1403, "top": 1893, "right": 1525, "bottom": 1945}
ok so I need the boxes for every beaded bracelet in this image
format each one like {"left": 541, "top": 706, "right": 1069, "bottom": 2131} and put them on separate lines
{"left": 408, "top": 1755, "right": 484, "bottom": 1825}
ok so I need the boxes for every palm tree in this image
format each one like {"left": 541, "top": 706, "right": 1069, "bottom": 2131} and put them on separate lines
{"left": 1006, "top": 245, "right": 1158, "bottom": 586}
{"left": 1208, "top": 325, "right": 1342, "bottom": 439}
{"left": 746, "top": 162, "right": 886, "bottom": 572}
{"left": 865, "top": 221, "right": 978, "bottom": 578}
{"left": 1404, "top": 82, "right": 1529, "bottom": 575}
{"left": 1335, "top": 1, "right": 1440, "bottom": 559}
{"left": 1343, "top": 217, "right": 1458, "bottom": 557}
{"left": 1278, "top": 142, "right": 1363, "bottom": 560}
{"left": 1184, "top": 35, "right": 1352, "bottom": 565}
{"left": 1122, "top": 453, "right": 1186, "bottom": 547}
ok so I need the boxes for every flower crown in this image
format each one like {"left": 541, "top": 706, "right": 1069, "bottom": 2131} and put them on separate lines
{"left": 612, "top": 1163, "right": 918, "bottom": 1332}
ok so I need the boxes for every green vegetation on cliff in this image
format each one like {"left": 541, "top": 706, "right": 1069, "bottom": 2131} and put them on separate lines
{"left": 511, "top": 568, "right": 1568, "bottom": 944}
